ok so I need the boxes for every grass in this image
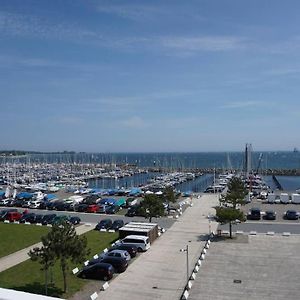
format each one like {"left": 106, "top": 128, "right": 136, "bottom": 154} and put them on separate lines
{"left": 0, "top": 223, "right": 50, "bottom": 258}
{"left": 0, "top": 230, "right": 118, "bottom": 298}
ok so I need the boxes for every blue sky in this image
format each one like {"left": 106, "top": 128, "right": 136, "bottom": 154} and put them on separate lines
{"left": 1, "top": 0, "right": 300, "bottom": 152}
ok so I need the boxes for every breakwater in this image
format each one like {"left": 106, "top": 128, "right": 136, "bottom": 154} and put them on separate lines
{"left": 147, "top": 167, "right": 300, "bottom": 176}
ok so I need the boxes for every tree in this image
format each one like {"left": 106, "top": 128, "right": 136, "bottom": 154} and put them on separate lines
{"left": 216, "top": 177, "right": 248, "bottom": 238}
{"left": 215, "top": 207, "right": 245, "bottom": 238}
{"left": 163, "top": 186, "right": 176, "bottom": 205}
{"left": 220, "top": 177, "right": 248, "bottom": 209}
{"left": 29, "top": 238, "right": 55, "bottom": 295}
{"left": 140, "top": 194, "right": 165, "bottom": 222}
{"left": 29, "top": 221, "right": 89, "bottom": 293}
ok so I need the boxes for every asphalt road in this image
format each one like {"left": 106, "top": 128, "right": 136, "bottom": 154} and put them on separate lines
{"left": 219, "top": 221, "right": 300, "bottom": 234}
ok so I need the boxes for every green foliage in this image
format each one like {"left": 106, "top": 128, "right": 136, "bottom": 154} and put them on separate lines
{"left": 140, "top": 194, "right": 165, "bottom": 222}
{"left": 220, "top": 177, "right": 248, "bottom": 209}
{"left": 216, "top": 177, "right": 247, "bottom": 238}
{"left": 1, "top": 232, "right": 117, "bottom": 298}
{"left": 163, "top": 186, "right": 176, "bottom": 204}
{"left": 29, "top": 221, "right": 89, "bottom": 293}
{"left": 215, "top": 207, "right": 245, "bottom": 224}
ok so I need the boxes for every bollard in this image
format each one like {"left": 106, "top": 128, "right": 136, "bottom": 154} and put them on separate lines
{"left": 72, "top": 267, "right": 79, "bottom": 275}
{"left": 182, "top": 289, "right": 189, "bottom": 300}
{"left": 93, "top": 254, "right": 99, "bottom": 259}
{"left": 103, "top": 248, "right": 108, "bottom": 253}
{"left": 197, "top": 259, "right": 202, "bottom": 266}
{"left": 249, "top": 231, "right": 257, "bottom": 235}
{"left": 267, "top": 231, "right": 275, "bottom": 236}
{"left": 200, "top": 253, "right": 205, "bottom": 260}
{"left": 190, "top": 272, "right": 196, "bottom": 280}
{"left": 194, "top": 265, "right": 199, "bottom": 273}
{"left": 187, "top": 280, "right": 193, "bottom": 290}
{"left": 101, "top": 282, "right": 109, "bottom": 291}
{"left": 84, "top": 260, "right": 89, "bottom": 266}
{"left": 202, "top": 248, "right": 207, "bottom": 255}
{"left": 90, "top": 292, "right": 98, "bottom": 300}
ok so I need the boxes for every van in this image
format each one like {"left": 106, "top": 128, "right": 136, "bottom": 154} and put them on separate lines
{"left": 120, "top": 235, "right": 150, "bottom": 252}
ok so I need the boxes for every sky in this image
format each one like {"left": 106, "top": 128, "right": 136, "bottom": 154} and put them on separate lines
{"left": 1, "top": 0, "right": 300, "bottom": 152}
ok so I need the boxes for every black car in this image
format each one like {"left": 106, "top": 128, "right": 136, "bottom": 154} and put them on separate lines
{"left": 68, "top": 216, "right": 81, "bottom": 225}
{"left": 285, "top": 210, "right": 298, "bottom": 220}
{"left": 125, "top": 206, "right": 139, "bottom": 217}
{"left": 106, "top": 205, "right": 120, "bottom": 214}
{"left": 264, "top": 210, "right": 276, "bottom": 220}
{"left": 77, "top": 263, "right": 115, "bottom": 281}
{"left": 108, "top": 244, "right": 137, "bottom": 258}
{"left": 76, "top": 203, "right": 89, "bottom": 212}
{"left": 110, "top": 219, "right": 124, "bottom": 231}
{"left": 41, "top": 214, "right": 57, "bottom": 225}
{"left": 19, "top": 213, "right": 36, "bottom": 223}
{"left": 95, "top": 219, "right": 113, "bottom": 230}
{"left": 33, "top": 214, "right": 44, "bottom": 224}
{"left": 247, "top": 208, "right": 261, "bottom": 220}
{"left": 89, "top": 256, "right": 128, "bottom": 273}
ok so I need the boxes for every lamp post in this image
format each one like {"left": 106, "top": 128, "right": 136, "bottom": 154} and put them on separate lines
{"left": 180, "top": 245, "right": 189, "bottom": 283}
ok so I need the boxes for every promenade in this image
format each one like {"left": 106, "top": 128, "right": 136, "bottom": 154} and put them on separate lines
{"left": 0, "top": 224, "right": 94, "bottom": 273}
{"left": 75, "top": 194, "right": 219, "bottom": 300}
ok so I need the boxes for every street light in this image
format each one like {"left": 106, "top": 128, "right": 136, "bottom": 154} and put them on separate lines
{"left": 180, "top": 245, "right": 189, "bottom": 283}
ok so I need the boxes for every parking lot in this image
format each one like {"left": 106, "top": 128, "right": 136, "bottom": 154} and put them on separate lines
{"left": 242, "top": 198, "right": 300, "bottom": 223}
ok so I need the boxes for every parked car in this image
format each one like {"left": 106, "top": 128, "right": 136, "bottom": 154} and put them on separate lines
{"left": 110, "top": 219, "right": 124, "bottom": 231}
{"left": 32, "top": 214, "right": 44, "bottom": 224}
{"left": 41, "top": 214, "right": 57, "bottom": 225}
{"left": 75, "top": 203, "right": 89, "bottom": 212}
{"left": 19, "top": 213, "right": 36, "bottom": 223}
{"left": 264, "top": 210, "right": 276, "bottom": 220}
{"left": 125, "top": 205, "right": 139, "bottom": 217}
{"left": 5, "top": 211, "right": 22, "bottom": 222}
{"left": 105, "top": 249, "right": 131, "bottom": 261}
{"left": 284, "top": 210, "right": 299, "bottom": 220}
{"left": 0, "top": 209, "right": 18, "bottom": 221}
{"left": 68, "top": 216, "right": 81, "bottom": 225}
{"left": 247, "top": 208, "right": 261, "bottom": 220}
{"left": 89, "top": 256, "right": 128, "bottom": 273}
{"left": 98, "top": 204, "right": 110, "bottom": 214}
{"left": 106, "top": 205, "right": 120, "bottom": 214}
{"left": 52, "top": 215, "right": 69, "bottom": 225}
{"left": 108, "top": 244, "right": 137, "bottom": 258}
{"left": 95, "top": 219, "right": 113, "bottom": 230}
{"left": 77, "top": 263, "right": 115, "bottom": 281}
{"left": 87, "top": 204, "right": 99, "bottom": 213}
{"left": 0, "top": 198, "right": 11, "bottom": 206}
{"left": 118, "top": 235, "right": 150, "bottom": 252}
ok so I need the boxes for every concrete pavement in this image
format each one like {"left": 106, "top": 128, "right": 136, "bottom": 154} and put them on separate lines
{"left": 0, "top": 224, "right": 94, "bottom": 273}
{"left": 188, "top": 234, "right": 300, "bottom": 300}
{"left": 76, "top": 194, "right": 219, "bottom": 300}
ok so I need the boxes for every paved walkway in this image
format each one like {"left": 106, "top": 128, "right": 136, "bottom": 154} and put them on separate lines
{"left": 0, "top": 224, "right": 94, "bottom": 273}
{"left": 78, "top": 194, "right": 218, "bottom": 300}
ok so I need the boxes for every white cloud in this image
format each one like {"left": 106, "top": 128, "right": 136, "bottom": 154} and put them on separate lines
{"left": 160, "top": 36, "right": 246, "bottom": 53}
{"left": 119, "top": 116, "right": 146, "bottom": 128}
{"left": 222, "top": 101, "right": 262, "bottom": 109}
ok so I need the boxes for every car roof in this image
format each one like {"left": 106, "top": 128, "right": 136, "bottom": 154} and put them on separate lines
{"left": 109, "top": 249, "right": 128, "bottom": 254}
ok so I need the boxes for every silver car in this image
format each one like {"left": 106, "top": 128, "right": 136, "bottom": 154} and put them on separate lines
{"left": 105, "top": 250, "right": 131, "bottom": 261}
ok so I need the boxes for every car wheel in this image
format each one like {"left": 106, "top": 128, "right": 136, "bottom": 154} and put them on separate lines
{"left": 81, "top": 273, "right": 86, "bottom": 279}
{"left": 138, "top": 247, "right": 143, "bottom": 252}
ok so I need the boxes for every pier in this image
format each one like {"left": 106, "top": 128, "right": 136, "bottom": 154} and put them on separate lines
{"left": 272, "top": 175, "right": 283, "bottom": 190}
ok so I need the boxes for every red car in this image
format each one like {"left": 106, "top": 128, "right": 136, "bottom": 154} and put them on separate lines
{"left": 6, "top": 211, "right": 22, "bottom": 222}
{"left": 87, "top": 204, "right": 99, "bottom": 213}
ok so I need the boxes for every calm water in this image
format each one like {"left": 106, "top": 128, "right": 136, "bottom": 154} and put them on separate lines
{"left": 9, "top": 151, "right": 300, "bottom": 169}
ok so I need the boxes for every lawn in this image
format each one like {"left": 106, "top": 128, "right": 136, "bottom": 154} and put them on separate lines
{"left": 0, "top": 223, "right": 50, "bottom": 258}
{"left": 0, "top": 230, "right": 118, "bottom": 298}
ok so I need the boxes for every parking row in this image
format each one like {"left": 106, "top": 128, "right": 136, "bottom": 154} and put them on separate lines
{"left": 247, "top": 207, "right": 300, "bottom": 221}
